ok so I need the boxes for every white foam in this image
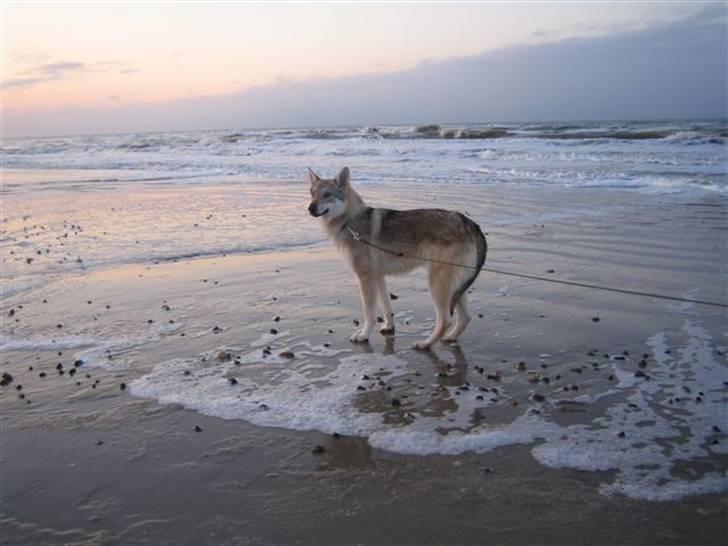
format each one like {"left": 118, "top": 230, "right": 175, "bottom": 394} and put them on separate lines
{"left": 129, "top": 317, "right": 728, "bottom": 502}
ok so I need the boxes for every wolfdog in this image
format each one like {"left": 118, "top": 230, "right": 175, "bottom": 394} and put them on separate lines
{"left": 308, "top": 167, "right": 487, "bottom": 349}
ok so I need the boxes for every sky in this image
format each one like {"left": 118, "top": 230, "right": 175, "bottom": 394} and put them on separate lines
{"left": 1, "top": 1, "right": 725, "bottom": 137}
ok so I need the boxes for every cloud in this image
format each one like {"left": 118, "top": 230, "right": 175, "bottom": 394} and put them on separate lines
{"left": 4, "top": 5, "right": 725, "bottom": 136}
{"left": 37, "top": 61, "right": 86, "bottom": 74}
{"left": 2, "top": 59, "right": 138, "bottom": 90}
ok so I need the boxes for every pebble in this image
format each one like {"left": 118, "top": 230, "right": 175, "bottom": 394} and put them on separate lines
{"left": 591, "top": 317, "right": 600, "bottom": 323}
{"left": 274, "top": 316, "right": 280, "bottom": 322}
{"left": 194, "top": 425, "right": 202, "bottom": 432}
{"left": 0, "top": 372, "right": 13, "bottom": 386}
{"left": 618, "top": 431, "right": 626, "bottom": 438}
{"left": 269, "top": 328, "right": 278, "bottom": 335}
{"left": 120, "top": 383, "right": 127, "bottom": 391}
{"left": 391, "top": 398, "right": 402, "bottom": 408}
{"left": 311, "top": 445, "right": 326, "bottom": 454}
{"left": 352, "top": 319, "right": 360, "bottom": 326}
{"left": 278, "top": 351, "right": 295, "bottom": 359}
{"left": 531, "top": 393, "right": 546, "bottom": 403}
{"left": 95, "top": 440, "right": 104, "bottom": 446}
{"left": 516, "top": 361, "right": 527, "bottom": 371}
{"left": 389, "top": 293, "right": 398, "bottom": 300}
{"left": 332, "top": 432, "right": 341, "bottom": 439}
{"left": 356, "top": 386, "right": 366, "bottom": 391}
{"left": 74, "top": 359, "right": 84, "bottom": 367}
{"left": 212, "top": 326, "right": 222, "bottom": 334}
{"left": 228, "top": 377, "right": 238, "bottom": 385}
{"left": 217, "top": 351, "right": 231, "bottom": 362}
{"left": 39, "top": 372, "right": 46, "bottom": 378}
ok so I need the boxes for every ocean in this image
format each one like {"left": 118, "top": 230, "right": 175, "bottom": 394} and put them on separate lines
{"left": 2, "top": 119, "right": 725, "bottom": 299}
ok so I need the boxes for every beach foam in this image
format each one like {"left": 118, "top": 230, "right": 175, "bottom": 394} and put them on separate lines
{"left": 129, "top": 317, "right": 728, "bottom": 501}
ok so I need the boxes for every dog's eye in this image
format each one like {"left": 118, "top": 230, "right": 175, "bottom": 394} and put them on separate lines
{"left": 322, "top": 192, "right": 332, "bottom": 198}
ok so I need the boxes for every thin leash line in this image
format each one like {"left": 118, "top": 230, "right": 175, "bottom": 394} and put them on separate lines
{"left": 344, "top": 225, "right": 728, "bottom": 309}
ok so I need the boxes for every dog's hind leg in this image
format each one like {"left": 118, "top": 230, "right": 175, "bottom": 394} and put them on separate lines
{"left": 413, "top": 265, "right": 452, "bottom": 350}
{"left": 351, "top": 274, "right": 377, "bottom": 343}
{"left": 443, "top": 295, "right": 471, "bottom": 342}
{"left": 375, "top": 275, "right": 395, "bottom": 335}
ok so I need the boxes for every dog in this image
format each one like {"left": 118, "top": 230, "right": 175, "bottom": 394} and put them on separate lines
{"left": 308, "top": 167, "right": 487, "bottom": 349}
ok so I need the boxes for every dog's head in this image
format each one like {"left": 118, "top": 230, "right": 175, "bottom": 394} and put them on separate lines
{"left": 307, "top": 167, "right": 350, "bottom": 220}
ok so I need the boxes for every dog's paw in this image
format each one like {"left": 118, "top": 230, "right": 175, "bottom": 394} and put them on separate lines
{"left": 412, "top": 340, "right": 432, "bottom": 351}
{"left": 349, "top": 331, "right": 370, "bottom": 343}
{"left": 379, "top": 325, "right": 395, "bottom": 336}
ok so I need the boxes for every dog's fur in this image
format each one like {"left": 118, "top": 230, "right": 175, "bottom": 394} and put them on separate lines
{"left": 308, "top": 167, "right": 487, "bottom": 349}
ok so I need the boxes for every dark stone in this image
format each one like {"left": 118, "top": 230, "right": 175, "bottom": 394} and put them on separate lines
{"left": 531, "top": 393, "right": 545, "bottom": 403}
{"left": 120, "top": 383, "right": 127, "bottom": 391}
{"left": 194, "top": 425, "right": 202, "bottom": 432}
{"left": 391, "top": 399, "right": 402, "bottom": 408}
{"left": 212, "top": 326, "right": 222, "bottom": 334}
{"left": 389, "top": 293, "right": 398, "bottom": 300}
{"left": 74, "top": 359, "right": 84, "bottom": 367}
{"left": 274, "top": 316, "right": 281, "bottom": 322}
{"left": 311, "top": 445, "right": 326, "bottom": 454}
{"left": 591, "top": 317, "right": 600, "bottom": 323}
{"left": 357, "top": 386, "right": 366, "bottom": 391}
{"left": 269, "top": 328, "right": 278, "bottom": 335}
{"left": 39, "top": 372, "right": 46, "bottom": 378}
{"left": 278, "top": 351, "right": 295, "bottom": 359}
{"left": 0, "top": 372, "right": 13, "bottom": 386}
{"left": 228, "top": 377, "right": 238, "bottom": 385}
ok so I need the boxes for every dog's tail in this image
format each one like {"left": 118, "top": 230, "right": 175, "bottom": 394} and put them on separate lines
{"left": 449, "top": 215, "right": 487, "bottom": 315}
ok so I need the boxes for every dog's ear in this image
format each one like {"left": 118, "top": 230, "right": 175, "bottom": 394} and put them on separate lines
{"left": 335, "top": 167, "right": 350, "bottom": 189}
{"left": 307, "top": 167, "right": 320, "bottom": 185}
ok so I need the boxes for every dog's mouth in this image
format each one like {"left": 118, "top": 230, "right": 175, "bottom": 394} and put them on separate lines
{"left": 310, "top": 208, "right": 329, "bottom": 218}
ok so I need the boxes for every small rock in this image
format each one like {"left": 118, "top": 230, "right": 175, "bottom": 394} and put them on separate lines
{"left": 0, "top": 372, "right": 13, "bottom": 386}
{"left": 194, "top": 425, "right": 202, "bottom": 432}
{"left": 228, "top": 377, "right": 238, "bottom": 385}
{"left": 278, "top": 351, "right": 295, "bottom": 359}
{"left": 531, "top": 393, "right": 546, "bottom": 403}
{"left": 516, "top": 361, "right": 527, "bottom": 371}
{"left": 389, "top": 293, "right": 398, "bottom": 300}
{"left": 74, "top": 359, "right": 84, "bottom": 367}
{"left": 119, "top": 383, "right": 127, "bottom": 391}
{"left": 274, "top": 316, "right": 281, "bottom": 322}
{"left": 269, "top": 328, "right": 278, "bottom": 335}
{"left": 212, "top": 326, "right": 222, "bottom": 334}
{"left": 217, "top": 351, "right": 231, "bottom": 362}
{"left": 311, "top": 445, "right": 326, "bottom": 454}
{"left": 39, "top": 372, "right": 47, "bottom": 378}
{"left": 391, "top": 398, "right": 402, "bottom": 408}
{"left": 591, "top": 317, "right": 600, "bottom": 323}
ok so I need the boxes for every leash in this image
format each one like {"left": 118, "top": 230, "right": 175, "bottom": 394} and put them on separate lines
{"left": 344, "top": 225, "right": 728, "bottom": 309}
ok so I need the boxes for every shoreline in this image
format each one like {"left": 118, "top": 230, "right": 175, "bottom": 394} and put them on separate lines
{"left": 2, "top": 187, "right": 727, "bottom": 544}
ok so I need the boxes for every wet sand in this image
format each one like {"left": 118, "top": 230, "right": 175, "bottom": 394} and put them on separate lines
{"left": 1, "top": 188, "right": 727, "bottom": 544}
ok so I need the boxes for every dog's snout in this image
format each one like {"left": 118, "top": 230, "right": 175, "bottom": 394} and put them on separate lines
{"left": 308, "top": 202, "right": 317, "bottom": 217}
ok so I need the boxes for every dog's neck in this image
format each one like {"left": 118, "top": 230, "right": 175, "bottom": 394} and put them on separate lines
{"left": 324, "top": 186, "right": 366, "bottom": 235}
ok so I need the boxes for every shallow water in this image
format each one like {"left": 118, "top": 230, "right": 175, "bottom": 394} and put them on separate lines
{"left": 1, "top": 121, "right": 727, "bottom": 503}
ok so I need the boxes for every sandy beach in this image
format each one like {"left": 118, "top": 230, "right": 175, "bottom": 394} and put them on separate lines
{"left": 1, "top": 177, "right": 726, "bottom": 544}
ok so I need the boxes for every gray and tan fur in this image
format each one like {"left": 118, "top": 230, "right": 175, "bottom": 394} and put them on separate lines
{"left": 308, "top": 167, "right": 487, "bottom": 349}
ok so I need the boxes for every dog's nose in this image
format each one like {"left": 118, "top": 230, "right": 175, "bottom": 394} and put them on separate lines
{"left": 308, "top": 202, "right": 317, "bottom": 217}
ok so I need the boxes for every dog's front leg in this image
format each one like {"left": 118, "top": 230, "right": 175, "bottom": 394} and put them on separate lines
{"left": 375, "top": 275, "right": 395, "bottom": 335}
{"left": 351, "top": 274, "right": 377, "bottom": 343}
